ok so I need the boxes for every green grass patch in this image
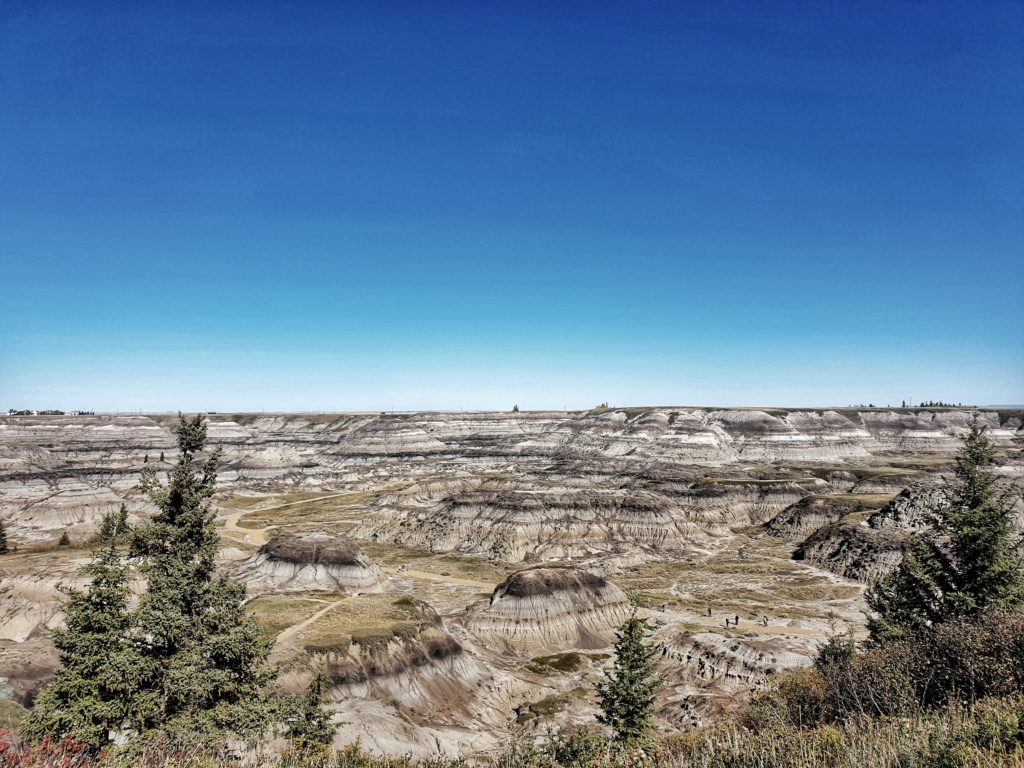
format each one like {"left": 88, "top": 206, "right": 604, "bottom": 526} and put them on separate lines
{"left": 516, "top": 688, "right": 591, "bottom": 723}
{"left": 527, "top": 652, "right": 609, "bottom": 675}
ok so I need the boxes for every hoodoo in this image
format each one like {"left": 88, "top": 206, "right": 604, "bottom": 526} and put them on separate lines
{"left": 239, "top": 530, "right": 385, "bottom": 593}
{"left": 467, "top": 566, "right": 631, "bottom": 651}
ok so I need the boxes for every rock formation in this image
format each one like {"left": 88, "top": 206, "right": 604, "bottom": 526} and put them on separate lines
{"left": 466, "top": 567, "right": 631, "bottom": 651}
{"left": 238, "top": 531, "right": 384, "bottom": 593}
{"left": 766, "top": 494, "right": 893, "bottom": 540}
{"left": 793, "top": 486, "right": 963, "bottom": 583}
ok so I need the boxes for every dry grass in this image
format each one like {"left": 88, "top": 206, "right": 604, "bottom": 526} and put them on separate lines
{"left": 516, "top": 687, "right": 592, "bottom": 722}
{"left": 619, "top": 536, "right": 862, "bottom": 623}
{"left": 247, "top": 594, "right": 344, "bottom": 637}
{"left": 219, "top": 495, "right": 272, "bottom": 509}
{"left": 289, "top": 594, "right": 429, "bottom": 652}
{"left": 805, "top": 493, "right": 894, "bottom": 507}
{"left": 526, "top": 652, "right": 609, "bottom": 675}
{"left": 239, "top": 488, "right": 397, "bottom": 527}
{"left": 360, "top": 541, "right": 513, "bottom": 583}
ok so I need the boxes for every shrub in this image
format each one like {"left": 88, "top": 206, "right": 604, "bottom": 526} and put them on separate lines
{"left": 745, "top": 667, "right": 828, "bottom": 731}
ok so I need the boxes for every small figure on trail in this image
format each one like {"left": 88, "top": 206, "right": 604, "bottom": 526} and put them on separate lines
{"left": 762, "top": 616, "right": 768, "bottom": 627}
{"left": 725, "top": 618, "right": 731, "bottom": 628}
{"left": 734, "top": 615, "right": 739, "bottom": 626}
{"left": 707, "top": 606, "right": 712, "bottom": 617}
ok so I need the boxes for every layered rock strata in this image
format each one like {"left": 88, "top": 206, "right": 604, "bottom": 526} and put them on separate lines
{"left": 238, "top": 531, "right": 384, "bottom": 593}
{"left": 3, "top": 409, "right": 1020, "bottom": 545}
{"left": 793, "top": 487, "right": 955, "bottom": 583}
{"left": 466, "top": 567, "right": 631, "bottom": 650}
{"left": 766, "top": 494, "right": 894, "bottom": 540}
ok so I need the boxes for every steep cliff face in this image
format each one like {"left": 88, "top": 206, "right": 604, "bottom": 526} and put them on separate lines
{"left": 794, "top": 520, "right": 906, "bottom": 584}
{"left": 363, "top": 486, "right": 710, "bottom": 563}
{"left": 656, "top": 629, "right": 818, "bottom": 726}
{"left": 271, "top": 595, "right": 537, "bottom": 757}
{"left": 466, "top": 567, "right": 631, "bottom": 651}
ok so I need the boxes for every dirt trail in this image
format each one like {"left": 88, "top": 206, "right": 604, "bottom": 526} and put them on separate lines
{"left": 275, "top": 598, "right": 346, "bottom": 644}
{"left": 222, "top": 510, "right": 275, "bottom": 545}
{"left": 642, "top": 605, "right": 860, "bottom": 639}
{"left": 219, "top": 491, "right": 355, "bottom": 546}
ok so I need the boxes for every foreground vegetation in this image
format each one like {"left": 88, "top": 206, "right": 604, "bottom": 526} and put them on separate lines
{"left": 3, "top": 697, "right": 1023, "bottom": 768}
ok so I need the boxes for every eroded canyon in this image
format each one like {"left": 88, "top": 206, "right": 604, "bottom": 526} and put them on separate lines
{"left": 1, "top": 407, "right": 1021, "bottom": 754}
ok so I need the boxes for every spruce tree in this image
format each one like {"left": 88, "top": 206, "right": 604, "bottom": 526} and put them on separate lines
{"left": 867, "top": 416, "right": 1024, "bottom": 642}
{"left": 0, "top": 518, "right": 7, "bottom": 554}
{"left": 23, "top": 543, "right": 137, "bottom": 748}
{"left": 98, "top": 512, "right": 116, "bottom": 544}
{"left": 58, "top": 530, "right": 71, "bottom": 546}
{"left": 99, "top": 504, "right": 131, "bottom": 544}
{"left": 128, "top": 413, "right": 275, "bottom": 749}
{"left": 596, "top": 612, "right": 662, "bottom": 745}
{"left": 285, "top": 674, "right": 336, "bottom": 755}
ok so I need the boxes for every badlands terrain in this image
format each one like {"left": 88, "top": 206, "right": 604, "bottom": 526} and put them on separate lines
{"left": 0, "top": 407, "right": 1022, "bottom": 755}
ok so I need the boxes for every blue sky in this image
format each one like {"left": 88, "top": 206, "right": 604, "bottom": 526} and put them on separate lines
{"left": 1, "top": 1, "right": 1021, "bottom": 411}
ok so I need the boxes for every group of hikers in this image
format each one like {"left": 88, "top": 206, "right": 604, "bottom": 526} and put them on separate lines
{"left": 655, "top": 604, "right": 771, "bottom": 629}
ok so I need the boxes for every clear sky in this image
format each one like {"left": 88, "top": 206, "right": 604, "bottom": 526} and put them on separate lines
{"left": 1, "top": 1, "right": 1022, "bottom": 412}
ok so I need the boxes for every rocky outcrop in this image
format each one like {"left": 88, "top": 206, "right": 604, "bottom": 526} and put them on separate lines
{"left": 466, "top": 567, "right": 631, "bottom": 650}
{"left": 276, "top": 597, "right": 531, "bottom": 744}
{"left": 363, "top": 485, "right": 715, "bottom": 563}
{"left": 792, "top": 487, "right": 950, "bottom": 582}
{"left": 237, "top": 531, "right": 384, "bottom": 593}
{"left": 766, "top": 494, "right": 893, "bottom": 540}
{"left": 868, "top": 487, "right": 946, "bottom": 531}
{"left": 794, "top": 521, "right": 905, "bottom": 584}
{"left": 657, "top": 629, "right": 816, "bottom": 727}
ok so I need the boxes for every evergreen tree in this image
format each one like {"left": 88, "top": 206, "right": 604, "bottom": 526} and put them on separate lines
{"left": 596, "top": 612, "right": 662, "bottom": 745}
{"left": 23, "top": 543, "right": 137, "bottom": 748}
{"left": 867, "top": 416, "right": 1024, "bottom": 643}
{"left": 58, "top": 530, "right": 71, "bottom": 546}
{"left": 99, "top": 504, "right": 131, "bottom": 544}
{"left": 285, "top": 674, "right": 336, "bottom": 755}
{"left": 128, "top": 413, "right": 275, "bottom": 749}
{"left": 0, "top": 518, "right": 7, "bottom": 555}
